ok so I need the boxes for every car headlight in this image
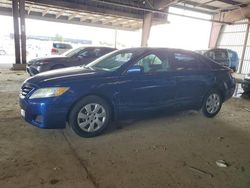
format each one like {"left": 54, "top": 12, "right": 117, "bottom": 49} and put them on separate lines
{"left": 29, "top": 87, "right": 69, "bottom": 99}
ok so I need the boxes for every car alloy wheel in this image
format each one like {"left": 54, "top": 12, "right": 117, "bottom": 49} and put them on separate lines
{"left": 69, "top": 96, "right": 111, "bottom": 137}
{"left": 205, "top": 93, "right": 221, "bottom": 114}
{"left": 77, "top": 103, "right": 106, "bottom": 132}
{"left": 202, "top": 90, "right": 222, "bottom": 118}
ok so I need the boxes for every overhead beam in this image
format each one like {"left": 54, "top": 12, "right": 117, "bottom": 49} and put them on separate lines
{"left": 56, "top": 10, "right": 64, "bottom": 19}
{"left": 215, "top": 6, "right": 250, "bottom": 23}
{"left": 172, "top": 4, "right": 216, "bottom": 15}
{"left": 216, "top": 0, "right": 244, "bottom": 6}
{"left": 154, "top": 0, "right": 180, "bottom": 9}
{"left": 68, "top": 12, "right": 78, "bottom": 20}
{"left": 26, "top": 0, "right": 143, "bottom": 20}
{"left": 42, "top": 7, "right": 49, "bottom": 16}
{"left": 27, "top": 4, "right": 32, "bottom": 15}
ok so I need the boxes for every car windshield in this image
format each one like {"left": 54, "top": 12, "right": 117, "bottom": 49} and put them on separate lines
{"left": 63, "top": 47, "right": 85, "bottom": 57}
{"left": 85, "top": 50, "right": 134, "bottom": 72}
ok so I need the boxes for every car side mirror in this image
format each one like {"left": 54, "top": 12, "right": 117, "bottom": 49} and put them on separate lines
{"left": 127, "top": 65, "right": 143, "bottom": 74}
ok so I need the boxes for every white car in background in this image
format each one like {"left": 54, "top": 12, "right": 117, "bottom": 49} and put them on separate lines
{"left": 51, "top": 42, "right": 72, "bottom": 55}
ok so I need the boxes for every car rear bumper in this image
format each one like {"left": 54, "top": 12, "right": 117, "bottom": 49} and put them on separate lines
{"left": 19, "top": 97, "right": 69, "bottom": 129}
{"left": 242, "top": 79, "right": 250, "bottom": 92}
{"left": 224, "top": 86, "right": 235, "bottom": 101}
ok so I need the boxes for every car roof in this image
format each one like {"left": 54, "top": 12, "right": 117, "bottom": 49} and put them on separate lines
{"left": 80, "top": 46, "right": 117, "bottom": 49}
{"left": 118, "top": 47, "right": 197, "bottom": 54}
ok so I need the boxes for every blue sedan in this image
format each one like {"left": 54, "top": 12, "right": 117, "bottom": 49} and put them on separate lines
{"left": 19, "top": 48, "right": 236, "bottom": 137}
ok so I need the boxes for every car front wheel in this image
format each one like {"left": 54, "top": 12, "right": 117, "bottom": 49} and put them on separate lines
{"left": 202, "top": 90, "right": 222, "bottom": 118}
{"left": 69, "top": 96, "right": 111, "bottom": 137}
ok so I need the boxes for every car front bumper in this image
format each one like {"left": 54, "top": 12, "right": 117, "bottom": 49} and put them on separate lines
{"left": 19, "top": 96, "right": 70, "bottom": 129}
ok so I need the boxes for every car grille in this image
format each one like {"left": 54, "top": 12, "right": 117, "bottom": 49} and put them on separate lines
{"left": 20, "top": 86, "right": 33, "bottom": 97}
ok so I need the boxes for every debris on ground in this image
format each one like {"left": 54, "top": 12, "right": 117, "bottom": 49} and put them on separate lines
{"left": 53, "top": 167, "right": 61, "bottom": 171}
{"left": 188, "top": 166, "right": 213, "bottom": 178}
{"left": 50, "top": 179, "right": 60, "bottom": 184}
{"left": 217, "top": 136, "right": 224, "bottom": 141}
{"left": 243, "top": 108, "right": 250, "bottom": 112}
{"left": 241, "top": 166, "right": 245, "bottom": 172}
{"left": 216, "top": 160, "right": 229, "bottom": 167}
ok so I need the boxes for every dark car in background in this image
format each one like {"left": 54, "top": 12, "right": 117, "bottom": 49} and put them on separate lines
{"left": 26, "top": 46, "right": 116, "bottom": 76}
{"left": 204, "top": 48, "right": 239, "bottom": 72}
{"left": 20, "top": 48, "right": 235, "bottom": 137}
{"left": 242, "top": 73, "right": 250, "bottom": 93}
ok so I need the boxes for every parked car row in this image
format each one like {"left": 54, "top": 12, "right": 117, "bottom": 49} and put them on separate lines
{"left": 26, "top": 46, "right": 116, "bottom": 75}
{"left": 20, "top": 47, "right": 236, "bottom": 137}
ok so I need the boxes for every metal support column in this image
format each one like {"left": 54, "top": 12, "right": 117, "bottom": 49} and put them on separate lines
{"left": 19, "top": 0, "right": 26, "bottom": 64}
{"left": 141, "top": 13, "right": 153, "bottom": 47}
{"left": 239, "top": 20, "right": 250, "bottom": 74}
{"left": 12, "top": 0, "right": 21, "bottom": 65}
{"left": 208, "top": 15, "right": 223, "bottom": 48}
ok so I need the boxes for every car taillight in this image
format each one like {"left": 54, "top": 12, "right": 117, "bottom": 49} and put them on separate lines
{"left": 51, "top": 48, "right": 58, "bottom": 54}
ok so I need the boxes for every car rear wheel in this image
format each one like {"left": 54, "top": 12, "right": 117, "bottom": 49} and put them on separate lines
{"left": 202, "top": 90, "right": 222, "bottom": 118}
{"left": 69, "top": 96, "right": 111, "bottom": 137}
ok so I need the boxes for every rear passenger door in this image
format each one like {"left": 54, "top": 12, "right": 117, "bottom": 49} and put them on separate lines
{"left": 170, "top": 51, "right": 213, "bottom": 107}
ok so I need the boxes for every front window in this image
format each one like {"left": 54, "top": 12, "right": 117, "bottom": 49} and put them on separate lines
{"left": 134, "top": 53, "right": 171, "bottom": 73}
{"left": 86, "top": 51, "right": 133, "bottom": 72}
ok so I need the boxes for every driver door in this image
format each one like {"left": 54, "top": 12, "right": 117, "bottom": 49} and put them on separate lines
{"left": 118, "top": 51, "right": 176, "bottom": 114}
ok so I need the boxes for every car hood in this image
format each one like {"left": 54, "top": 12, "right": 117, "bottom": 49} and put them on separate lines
{"left": 28, "top": 56, "right": 68, "bottom": 64}
{"left": 25, "top": 66, "right": 110, "bottom": 86}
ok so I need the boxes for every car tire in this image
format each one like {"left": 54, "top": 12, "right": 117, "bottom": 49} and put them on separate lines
{"left": 202, "top": 90, "right": 222, "bottom": 118}
{"left": 69, "top": 96, "right": 111, "bottom": 137}
{"left": 51, "top": 64, "right": 65, "bottom": 70}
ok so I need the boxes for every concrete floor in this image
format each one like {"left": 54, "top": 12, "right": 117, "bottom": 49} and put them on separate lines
{"left": 0, "top": 69, "right": 250, "bottom": 188}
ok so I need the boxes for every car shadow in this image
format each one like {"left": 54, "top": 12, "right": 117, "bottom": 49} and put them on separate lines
{"left": 106, "top": 108, "right": 197, "bottom": 135}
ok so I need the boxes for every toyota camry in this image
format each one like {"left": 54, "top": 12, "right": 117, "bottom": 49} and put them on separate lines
{"left": 20, "top": 48, "right": 235, "bottom": 137}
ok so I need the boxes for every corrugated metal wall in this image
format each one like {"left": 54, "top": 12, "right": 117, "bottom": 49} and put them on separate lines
{"left": 217, "top": 20, "right": 250, "bottom": 74}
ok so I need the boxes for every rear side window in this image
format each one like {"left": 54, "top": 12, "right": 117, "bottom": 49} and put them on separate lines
{"left": 171, "top": 52, "right": 200, "bottom": 71}
{"left": 78, "top": 48, "right": 110, "bottom": 58}
{"left": 205, "top": 50, "right": 228, "bottom": 61}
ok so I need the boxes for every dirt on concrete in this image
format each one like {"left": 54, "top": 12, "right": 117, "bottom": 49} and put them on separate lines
{"left": 0, "top": 69, "right": 250, "bottom": 188}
